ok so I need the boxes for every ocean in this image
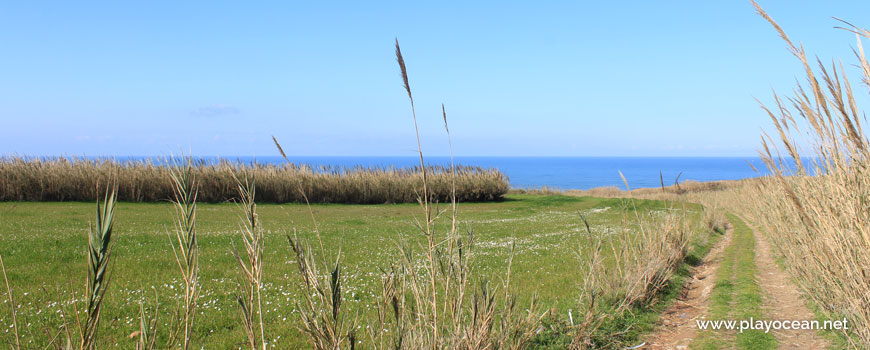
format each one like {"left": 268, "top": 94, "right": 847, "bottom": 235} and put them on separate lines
{"left": 196, "top": 156, "right": 770, "bottom": 190}
{"left": 63, "top": 155, "right": 772, "bottom": 190}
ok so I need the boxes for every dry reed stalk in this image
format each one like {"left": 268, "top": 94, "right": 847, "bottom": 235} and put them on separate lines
{"left": 361, "top": 40, "right": 542, "bottom": 350}
{"left": 287, "top": 232, "right": 354, "bottom": 350}
{"left": 443, "top": 104, "right": 457, "bottom": 237}
{"left": 729, "top": 2, "right": 870, "bottom": 347}
{"left": 231, "top": 174, "right": 267, "bottom": 350}
{"left": 0, "top": 255, "right": 21, "bottom": 350}
{"left": 166, "top": 157, "right": 200, "bottom": 350}
{"left": 570, "top": 201, "right": 691, "bottom": 349}
{"left": 395, "top": 39, "right": 441, "bottom": 348}
{"left": 271, "top": 135, "right": 356, "bottom": 350}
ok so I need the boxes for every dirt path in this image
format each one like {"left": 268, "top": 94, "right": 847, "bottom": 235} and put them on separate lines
{"left": 642, "top": 227, "right": 733, "bottom": 349}
{"left": 749, "top": 222, "right": 830, "bottom": 349}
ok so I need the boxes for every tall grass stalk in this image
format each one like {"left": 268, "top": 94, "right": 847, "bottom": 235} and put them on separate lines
{"left": 395, "top": 39, "right": 441, "bottom": 347}
{"left": 81, "top": 185, "right": 118, "bottom": 350}
{"left": 0, "top": 255, "right": 21, "bottom": 350}
{"left": 287, "top": 232, "right": 355, "bottom": 350}
{"left": 365, "top": 40, "right": 542, "bottom": 350}
{"left": 166, "top": 157, "right": 200, "bottom": 350}
{"left": 569, "top": 204, "right": 691, "bottom": 349}
{"left": 135, "top": 291, "right": 160, "bottom": 350}
{"left": 735, "top": 2, "right": 870, "bottom": 347}
{"left": 231, "top": 175, "right": 267, "bottom": 350}
{"left": 275, "top": 135, "right": 357, "bottom": 350}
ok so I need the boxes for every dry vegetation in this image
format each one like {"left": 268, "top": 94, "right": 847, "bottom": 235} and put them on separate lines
{"left": 720, "top": 3, "right": 870, "bottom": 348}
{"left": 0, "top": 157, "right": 509, "bottom": 204}
{"left": 582, "top": 5, "right": 870, "bottom": 347}
{"left": 578, "top": 179, "right": 754, "bottom": 198}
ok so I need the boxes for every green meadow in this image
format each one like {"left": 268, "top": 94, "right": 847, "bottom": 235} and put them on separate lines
{"left": 0, "top": 194, "right": 707, "bottom": 348}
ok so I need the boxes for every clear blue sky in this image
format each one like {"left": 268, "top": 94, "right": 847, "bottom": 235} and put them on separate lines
{"left": 2, "top": 1, "right": 869, "bottom": 157}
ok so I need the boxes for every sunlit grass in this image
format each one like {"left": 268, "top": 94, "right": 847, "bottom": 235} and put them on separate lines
{"left": 0, "top": 194, "right": 702, "bottom": 348}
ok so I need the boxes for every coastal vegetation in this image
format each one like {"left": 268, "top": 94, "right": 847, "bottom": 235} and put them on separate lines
{"left": 717, "top": 3, "right": 870, "bottom": 347}
{"left": 0, "top": 157, "right": 509, "bottom": 204}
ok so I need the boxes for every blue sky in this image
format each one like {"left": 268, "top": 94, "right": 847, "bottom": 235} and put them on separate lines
{"left": 1, "top": 1, "right": 869, "bottom": 157}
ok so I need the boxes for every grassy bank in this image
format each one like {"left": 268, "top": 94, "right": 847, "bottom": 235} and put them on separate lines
{"left": 0, "top": 157, "right": 509, "bottom": 204}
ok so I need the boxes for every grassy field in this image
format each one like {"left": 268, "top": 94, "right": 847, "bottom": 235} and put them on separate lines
{"left": 0, "top": 194, "right": 706, "bottom": 348}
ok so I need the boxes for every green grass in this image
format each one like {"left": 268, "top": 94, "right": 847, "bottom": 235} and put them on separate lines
{"left": 0, "top": 194, "right": 702, "bottom": 348}
{"left": 691, "top": 214, "right": 776, "bottom": 350}
{"left": 729, "top": 215, "right": 777, "bottom": 349}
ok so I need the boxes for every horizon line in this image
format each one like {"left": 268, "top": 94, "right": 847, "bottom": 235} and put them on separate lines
{"left": 3, "top": 154, "right": 767, "bottom": 159}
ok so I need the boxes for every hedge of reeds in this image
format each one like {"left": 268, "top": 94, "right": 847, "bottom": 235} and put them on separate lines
{"left": 728, "top": 3, "right": 870, "bottom": 348}
{"left": 0, "top": 157, "right": 509, "bottom": 204}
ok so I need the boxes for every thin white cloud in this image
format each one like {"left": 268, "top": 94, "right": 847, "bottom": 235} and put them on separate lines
{"left": 190, "top": 104, "right": 240, "bottom": 117}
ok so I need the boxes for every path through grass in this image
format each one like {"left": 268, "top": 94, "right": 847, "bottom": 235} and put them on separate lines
{"left": 691, "top": 214, "right": 776, "bottom": 350}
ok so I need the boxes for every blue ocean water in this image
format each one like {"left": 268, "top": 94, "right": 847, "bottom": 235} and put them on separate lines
{"left": 198, "top": 156, "right": 769, "bottom": 190}
{"left": 64, "top": 155, "right": 773, "bottom": 190}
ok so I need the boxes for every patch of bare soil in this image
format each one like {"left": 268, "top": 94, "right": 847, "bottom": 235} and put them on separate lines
{"left": 750, "top": 222, "right": 830, "bottom": 349}
{"left": 642, "top": 227, "right": 733, "bottom": 349}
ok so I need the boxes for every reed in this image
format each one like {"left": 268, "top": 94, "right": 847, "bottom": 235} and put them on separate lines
{"left": 569, "top": 200, "right": 692, "bottom": 349}
{"left": 134, "top": 292, "right": 160, "bottom": 350}
{"left": 288, "top": 40, "right": 544, "bottom": 350}
{"left": 166, "top": 157, "right": 200, "bottom": 350}
{"left": 725, "top": 2, "right": 870, "bottom": 347}
{"left": 287, "top": 230, "right": 354, "bottom": 350}
{"left": 81, "top": 184, "right": 118, "bottom": 350}
{"left": 365, "top": 40, "right": 542, "bottom": 350}
{"left": 0, "top": 255, "right": 20, "bottom": 350}
{"left": 231, "top": 174, "right": 267, "bottom": 350}
{"left": 0, "top": 157, "right": 509, "bottom": 204}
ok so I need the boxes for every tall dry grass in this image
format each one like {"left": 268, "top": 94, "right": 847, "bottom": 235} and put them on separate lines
{"left": 287, "top": 39, "right": 543, "bottom": 350}
{"left": 569, "top": 197, "right": 693, "bottom": 349}
{"left": 166, "top": 158, "right": 200, "bottom": 350}
{"left": 368, "top": 41, "right": 542, "bottom": 349}
{"left": 0, "top": 157, "right": 509, "bottom": 204}
{"left": 727, "top": 2, "right": 870, "bottom": 347}
{"left": 231, "top": 175, "right": 268, "bottom": 350}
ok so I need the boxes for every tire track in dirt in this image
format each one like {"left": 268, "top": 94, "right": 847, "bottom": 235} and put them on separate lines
{"left": 642, "top": 226, "right": 733, "bottom": 349}
{"left": 749, "top": 221, "right": 830, "bottom": 349}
